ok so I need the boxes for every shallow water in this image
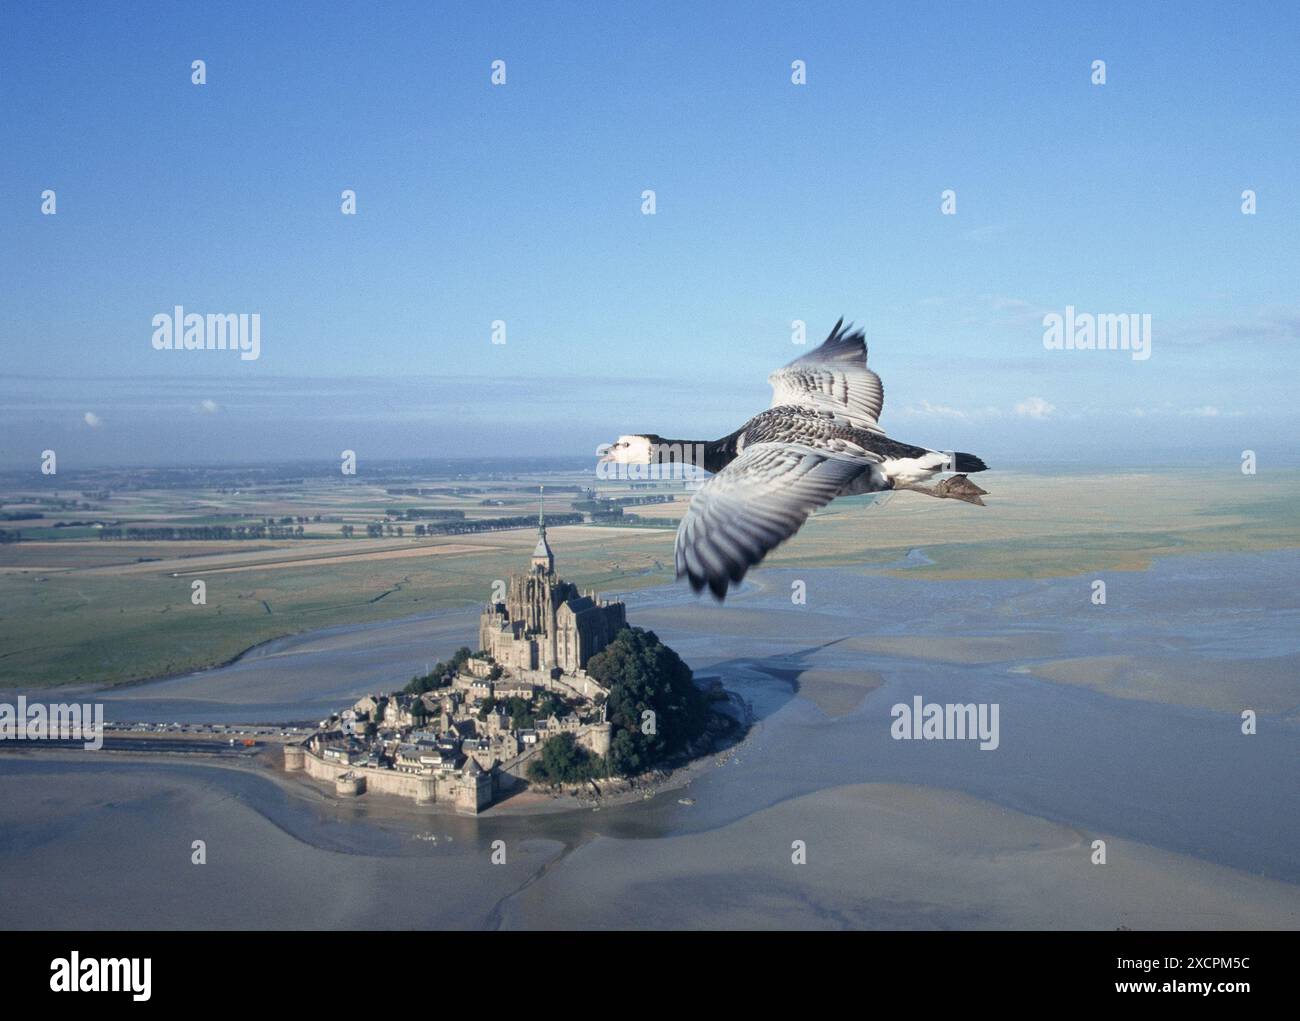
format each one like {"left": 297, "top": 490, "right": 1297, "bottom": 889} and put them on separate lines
{"left": 2, "top": 550, "right": 1297, "bottom": 927}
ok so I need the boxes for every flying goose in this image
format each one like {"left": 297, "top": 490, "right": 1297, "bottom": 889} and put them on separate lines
{"left": 600, "top": 318, "right": 989, "bottom": 599}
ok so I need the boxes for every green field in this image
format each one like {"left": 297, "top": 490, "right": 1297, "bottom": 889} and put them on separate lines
{"left": 2, "top": 467, "right": 1296, "bottom": 689}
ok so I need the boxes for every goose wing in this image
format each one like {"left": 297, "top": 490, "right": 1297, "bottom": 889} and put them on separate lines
{"left": 675, "top": 442, "right": 871, "bottom": 599}
{"left": 768, "top": 318, "right": 885, "bottom": 431}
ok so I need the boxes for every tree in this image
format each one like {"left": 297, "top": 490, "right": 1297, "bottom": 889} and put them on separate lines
{"left": 608, "top": 729, "right": 644, "bottom": 776}
{"left": 404, "top": 663, "right": 448, "bottom": 695}
{"left": 586, "top": 627, "right": 708, "bottom": 776}
{"left": 527, "top": 732, "right": 599, "bottom": 785}
{"left": 535, "top": 693, "right": 565, "bottom": 720}
{"left": 506, "top": 696, "right": 534, "bottom": 729}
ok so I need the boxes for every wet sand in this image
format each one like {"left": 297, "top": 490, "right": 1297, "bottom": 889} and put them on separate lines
{"left": 1023, "top": 653, "right": 1300, "bottom": 716}
{"left": 754, "top": 665, "right": 884, "bottom": 718}
{"left": 4, "top": 757, "right": 1294, "bottom": 930}
{"left": 498, "top": 783, "right": 1300, "bottom": 930}
{"left": 0, "top": 757, "right": 564, "bottom": 929}
{"left": 2, "top": 549, "right": 1297, "bottom": 928}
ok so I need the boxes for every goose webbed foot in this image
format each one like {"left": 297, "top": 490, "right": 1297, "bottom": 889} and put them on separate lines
{"left": 895, "top": 475, "right": 988, "bottom": 506}
{"left": 934, "top": 473, "right": 988, "bottom": 505}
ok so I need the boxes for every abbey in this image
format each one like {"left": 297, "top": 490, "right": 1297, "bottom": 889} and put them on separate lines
{"left": 479, "top": 494, "right": 626, "bottom": 675}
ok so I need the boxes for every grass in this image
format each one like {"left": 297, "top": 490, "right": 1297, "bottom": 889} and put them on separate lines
{"left": 1, "top": 468, "right": 1296, "bottom": 688}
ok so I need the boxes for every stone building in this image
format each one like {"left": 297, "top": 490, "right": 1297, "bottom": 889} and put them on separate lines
{"left": 479, "top": 493, "right": 626, "bottom": 675}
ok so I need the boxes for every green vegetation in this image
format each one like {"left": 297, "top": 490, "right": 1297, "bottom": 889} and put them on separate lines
{"left": 526, "top": 732, "right": 601, "bottom": 785}
{"left": 510, "top": 692, "right": 565, "bottom": 729}
{"left": 3, "top": 468, "right": 1298, "bottom": 688}
{"left": 505, "top": 696, "right": 534, "bottom": 728}
{"left": 100, "top": 525, "right": 305, "bottom": 540}
{"left": 527, "top": 628, "right": 708, "bottom": 784}
{"left": 426, "top": 512, "right": 585, "bottom": 534}
{"left": 536, "top": 692, "right": 566, "bottom": 718}
{"left": 404, "top": 646, "right": 473, "bottom": 694}
{"left": 588, "top": 626, "right": 710, "bottom": 776}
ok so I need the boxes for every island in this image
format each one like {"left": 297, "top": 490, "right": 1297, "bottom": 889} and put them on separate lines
{"left": 285, "top": 497, "right": 735, "bottom": 813}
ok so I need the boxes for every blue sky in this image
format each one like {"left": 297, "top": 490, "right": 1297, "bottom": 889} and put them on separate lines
{"left": 1, "top": 1, "right": 1297, "bottom": 468}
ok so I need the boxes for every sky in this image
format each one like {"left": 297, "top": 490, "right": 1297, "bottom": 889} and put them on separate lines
{"left": 1, "top": 1, "right": 1297, "bottom": 469}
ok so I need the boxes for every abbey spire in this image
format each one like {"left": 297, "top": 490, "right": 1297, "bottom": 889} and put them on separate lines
{"left": 531, "top": 484, "right": 554, "bottom": 574}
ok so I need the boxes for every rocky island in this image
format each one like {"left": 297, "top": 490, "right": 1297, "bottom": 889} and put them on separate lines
{"left": 285, "top": 497, "right": 735, "bottom": 813}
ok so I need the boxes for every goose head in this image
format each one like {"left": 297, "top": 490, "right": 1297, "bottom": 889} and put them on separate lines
{"left": 599, "top": 434, "right": 657, "bottom": 465}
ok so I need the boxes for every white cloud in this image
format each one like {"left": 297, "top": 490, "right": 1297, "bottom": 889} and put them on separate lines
{"left": 900, "top": 400, "right": 1006, "bottom": 421}
{"left": 83, "top": 411, "right": 103, "bottom": 429}
{"left": 1128, "top": 404, "right": 1242, "bottom": 419}
{"left": 199, "top": 399, "right": 220, "bottom": 413}
{"left": 1014, "top": 396, "right": 1055, "bottom": 419}
{"left": 909, "top": 399, "right": 967, "bottom": 419}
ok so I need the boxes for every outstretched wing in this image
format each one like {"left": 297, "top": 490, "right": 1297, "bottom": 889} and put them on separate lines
{"left": 675, "top": 442, "right": 872, "bottom": 600}
{"left": 768, "top": 318, "right": 885, "bottom": 431}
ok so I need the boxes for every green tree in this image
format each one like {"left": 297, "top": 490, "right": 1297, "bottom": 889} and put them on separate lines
{"left": 527, "top": 732, "right": 599, "bottom": 785}
{"left": 404, "top": 661, "right": 450, "bottom": 695}
{"left": 607, "top": 728, "right": 645, "bottom": 776}
{"left": 506, "top": 696, "right": 535, "bottom": 729}
{"left": 535, "top": 693, "right": 566, "bottom": 720}
{"left": 586, "top": 627, "right": 708, "bottom": 776}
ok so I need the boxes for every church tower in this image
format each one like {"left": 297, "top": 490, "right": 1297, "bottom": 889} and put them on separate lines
{"left": 531, "top": 485, "right": 555, "bottom": 575}
{"left": 478, "top": 482, "right": 625, "bottom": 678}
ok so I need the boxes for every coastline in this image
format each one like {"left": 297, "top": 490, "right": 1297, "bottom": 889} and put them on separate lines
{"left": 0, "top": 689, "right": 755, "bottom": 821}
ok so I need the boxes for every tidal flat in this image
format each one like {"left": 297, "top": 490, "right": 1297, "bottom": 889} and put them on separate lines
{"left": 1, "top": 548, "right": 1297, "bottom": 929}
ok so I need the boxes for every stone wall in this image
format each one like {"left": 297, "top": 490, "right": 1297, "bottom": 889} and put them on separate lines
{"left": 300, "top": 746, "right": 438, "bottom": 803}
{"left": 509, "top": 668, "right": 607, "bottom": 702}
{"left": 297, "top": 746, "right": 495, "bottom": 814}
